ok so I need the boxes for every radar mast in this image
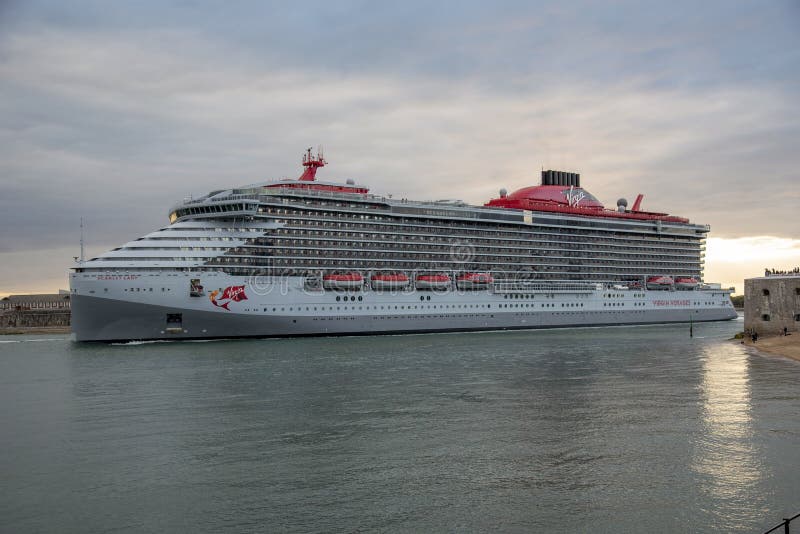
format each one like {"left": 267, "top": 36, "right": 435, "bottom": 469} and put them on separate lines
{"left": 298, "top": 146, "right": 326, "bottom": 181}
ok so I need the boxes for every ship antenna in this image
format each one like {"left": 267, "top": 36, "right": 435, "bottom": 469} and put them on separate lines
{"left": 298, "top": 146, "right": 327, "bottom": 181}
{"left": 79, "top": 217, "right": 85, "bottom": 263}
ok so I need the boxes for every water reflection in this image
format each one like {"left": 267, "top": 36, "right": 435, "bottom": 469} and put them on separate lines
{"left": 693, "top": 345, "right": 766, "bottom": 527}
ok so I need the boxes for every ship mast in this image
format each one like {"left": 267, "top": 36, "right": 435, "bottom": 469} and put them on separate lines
{"left": 80, "top": 217, "right": 85, "bottom": 263}
{"left": 298, "top": 146, "right": 326, "bottom": 181}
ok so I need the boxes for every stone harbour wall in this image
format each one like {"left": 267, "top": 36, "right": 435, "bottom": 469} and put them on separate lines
{"left": 0, "top": 310, "right": 71, "bottom": 328}
{"left": 744, "top": 276, "right": 800, "bottom": 335}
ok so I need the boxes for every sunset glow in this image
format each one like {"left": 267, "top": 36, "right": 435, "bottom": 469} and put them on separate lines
{"left": 705, "top": 237, "right": 800, "bottom": 294}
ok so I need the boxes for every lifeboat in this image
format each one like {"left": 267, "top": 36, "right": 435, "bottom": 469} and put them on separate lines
{"left": 674, "top": 277, "right": 699, "bottom": 290}
{"left": 322, "top": 272, "right": 364, "bottom": 290}
{"left": 646, "top": 275, "right": 674, "bottom": 290}
{"left": 415, "top": 274, "right": 451, "bottom": 290}
{"left": 370, "top": 273, "right": 410, "bottom": 290}
{"left": 456, "top": 272, "right": 493, "bottom": 290}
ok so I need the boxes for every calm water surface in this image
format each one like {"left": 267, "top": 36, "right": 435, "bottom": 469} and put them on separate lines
{"left": 1, "top": 318, "right": 799, "bottom": 533}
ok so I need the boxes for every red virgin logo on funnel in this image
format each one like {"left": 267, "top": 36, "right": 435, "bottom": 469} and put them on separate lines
{"left": 209, "top": 285, "right": 248, "bottom": 310}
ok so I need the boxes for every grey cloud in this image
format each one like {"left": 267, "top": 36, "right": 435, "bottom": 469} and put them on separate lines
{"left": 1, "top": 0, "right": 799, "bottom": 292}
{"left": 5, "top": 1, "right": 799, "bottom": 90}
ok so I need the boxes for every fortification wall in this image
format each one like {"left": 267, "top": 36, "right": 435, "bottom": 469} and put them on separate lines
{"left": 744, "top": 277, "right": 800, "bottom": 335}
{"left": 0, "top": 310, "right": 71, "bottom": 328}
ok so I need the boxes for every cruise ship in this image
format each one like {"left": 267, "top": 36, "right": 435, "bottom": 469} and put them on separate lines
{"left": 70, "top": 149, "right": 736, "bottom": 341}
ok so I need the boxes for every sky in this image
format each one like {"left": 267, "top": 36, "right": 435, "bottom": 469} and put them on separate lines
{"left": 1, "top": 0, "right": 799, "bottom": 296}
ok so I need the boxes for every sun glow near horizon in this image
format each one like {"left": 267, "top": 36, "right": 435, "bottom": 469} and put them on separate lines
{"left": 705, "top": 236, "right": 800, "bottom": 295}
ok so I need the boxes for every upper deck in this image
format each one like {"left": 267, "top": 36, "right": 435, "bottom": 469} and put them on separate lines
{"left": 168, "top": 151, "right": 707, "bottom": 236}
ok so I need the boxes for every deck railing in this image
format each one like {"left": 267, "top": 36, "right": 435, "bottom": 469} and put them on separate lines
{"left": 763, "top": 512, "right": 800, "bottom": 534}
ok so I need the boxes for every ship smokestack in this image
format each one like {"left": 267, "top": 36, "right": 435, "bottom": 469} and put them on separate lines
{"left": 542, "top": 169, "right": 580, "bottom": 187}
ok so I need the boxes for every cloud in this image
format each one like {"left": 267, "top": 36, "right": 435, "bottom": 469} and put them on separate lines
{"left": 0, "top": 1, "right": 798, "bottom": 292}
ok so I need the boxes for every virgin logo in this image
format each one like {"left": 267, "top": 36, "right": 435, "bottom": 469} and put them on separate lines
{"left": 565, "top": 188, "right": 587, "bottom": 207}
{"left": 209, "top": 285, "right": 248, "bottom": 311}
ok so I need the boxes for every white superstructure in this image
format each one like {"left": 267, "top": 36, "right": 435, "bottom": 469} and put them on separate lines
{"left": 70, "top": 150, "right": 736, "bottom": 341}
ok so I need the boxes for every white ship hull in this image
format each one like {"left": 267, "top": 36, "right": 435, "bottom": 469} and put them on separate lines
{"left": 68, "top": 152, "right": 735, "bottom": 342}
{"left": 70, "top": 272, "right": 737, "bottom": 342}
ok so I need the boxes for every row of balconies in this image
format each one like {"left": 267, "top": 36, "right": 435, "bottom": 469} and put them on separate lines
{"left": 275, "top": 217, "right": 703, "bottom": 247}
{"left": 253, "top": 240, "right": 701, "bottom": 260}
{"left": 206, "top": 255, "right": 700, "bottom": 274}
{"left": 258, "top": 208, "right": 702, "bottom": 242}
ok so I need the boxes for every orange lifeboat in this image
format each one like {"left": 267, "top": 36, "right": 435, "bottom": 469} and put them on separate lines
{"left": 415, "top": 274, "right": 451, "bottom": 290}
{"left": 456, "top": 272, "right": 493, "bottom": 290}
{"left": 322, "top": 272, "right": 364, "bottom": 290}
{"left": 646, "top": 275, "right": 674, "bottom": 290}
{"left": 370, "top": 273, "right": 410, "bottom": 290}
{"left": 674, "top": 277, "right": 699, "bottom": 290}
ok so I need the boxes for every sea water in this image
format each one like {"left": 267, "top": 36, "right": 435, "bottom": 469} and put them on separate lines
{"left": 1, "top": 318, "right": 799, "bottom": 533}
